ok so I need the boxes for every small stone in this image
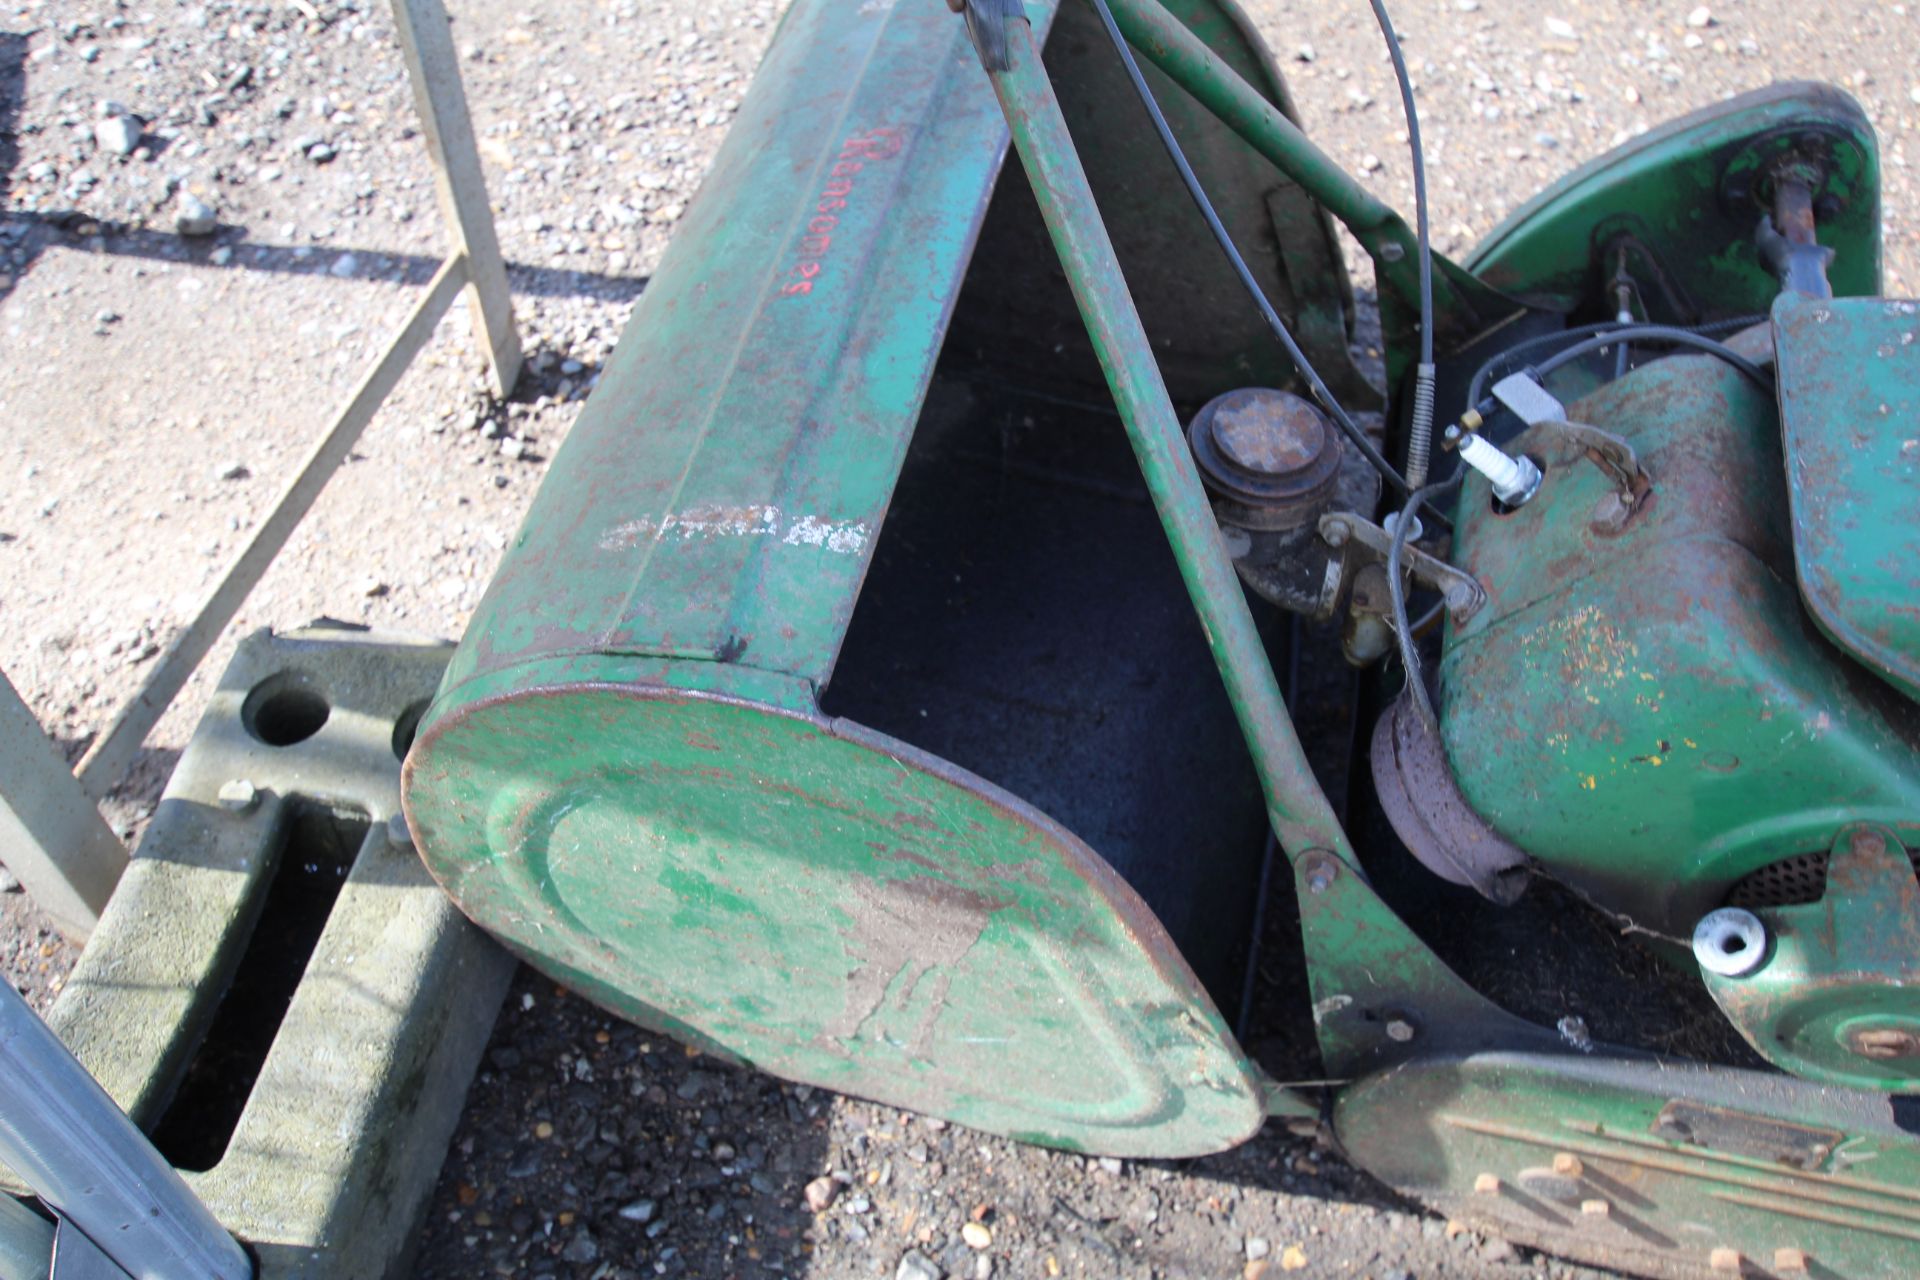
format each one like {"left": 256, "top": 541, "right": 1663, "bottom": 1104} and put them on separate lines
{"left": 217, "top": 461, "right": 250, "bottom": 481}
{"left": 804, "top": 1176, "right": 841, "bottom": 1212}
{"left": 1483, "top": 1237, "right": 1517, "bottom": 1262}
{"left": 962, "top": 1221, "right": 992, "bottom": 1250}
{"left": 1098, "top": 1156, "right": 1124, "bottom": 1175}
{"left": 330, "top": 253, "right": 358, "bottom": 278}
{"left": 1545, "top": 17, "right": 1577, "bottom": 39}
{"left": 1279, "top": 1245, "right": 1308, "bottom": 1271}
{"left": 561, "top": 1230, "right": 598, "bottom": 1264}
{"left": 0, "top": 864, "right": 21, "bottom": 893}
{"left": 1294, "top": 43, "right": 1315, "bottom": 63}
{"left": 1244, "top": 1264, "right": 1268, "bottom": 1280}
{"left": 1360, "top": 153, "right": 1382, "bottom": 173}
{"left": 1245, "top": 1237, "right": 1271, "bottom": 1261}
{"left": 307, "top": 141, "right": 337, "bottom": 163}
{"left": 896, "top": 1251, "right": 943, "bottom": 1280}
{"left": 617, "top": 1199, "right": 656, "bottom": 1223}
{"left": 1686, "top": 5, "right": 1713, "bottom": 26}
{"left": 94, "top": 114, "right": 141, "bottom": 155}
{"left": 534, "top": 1120, "right": 554, "bottom": 1139}
{"left": 175, "top": 193, "right": 218, "bottom": 236}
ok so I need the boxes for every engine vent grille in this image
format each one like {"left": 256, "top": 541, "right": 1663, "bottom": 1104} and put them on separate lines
{"left": 1727, "top": 850, "right": 1920, "bottom": 909}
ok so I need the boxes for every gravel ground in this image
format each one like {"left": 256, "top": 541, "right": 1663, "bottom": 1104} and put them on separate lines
{"left": 3, "top": 0, "right": 1917, "bottom": 1277}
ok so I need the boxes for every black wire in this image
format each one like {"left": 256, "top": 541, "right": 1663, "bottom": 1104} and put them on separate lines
{"left": 1366, "top": 0, "right": 1431, "bottom": 373}
{"left": 1387, "top": 475, "right": 1460, "bottom": 729}
{"left": 1532, "top": 326, "right": 1771, "bottom": 390}
{"left": 1466, "top": 315, "right": 1769, "bottom": 410}
{"left": 1081, "top": 0, "right": 1412, "bottom": 496}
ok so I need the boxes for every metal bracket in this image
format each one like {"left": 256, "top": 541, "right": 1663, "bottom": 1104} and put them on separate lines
{"left": 952, "top": 0, "right": 1025, "bottom": 71}
{"left": 1535, "top": 418, "right": 1652, "bottom": 501}
{"left": 1318, "top": 513, "right": 1485, "bottom": 620}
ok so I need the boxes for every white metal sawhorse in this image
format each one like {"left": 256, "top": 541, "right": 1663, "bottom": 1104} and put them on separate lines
{"left": 0, "top": 0, "right": 521, "bottom": 946}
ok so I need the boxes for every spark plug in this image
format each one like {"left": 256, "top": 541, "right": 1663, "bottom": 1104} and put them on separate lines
{"left": 1445, "top": 424, "right": 1543, "bottom": 507}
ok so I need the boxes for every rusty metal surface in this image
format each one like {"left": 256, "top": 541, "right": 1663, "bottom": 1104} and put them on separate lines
{"left": 1468, "top": 82, "right": 1880, "bottom": 317}
{"left": 1337, "top": 1050, "right": 1920, "bottom": 1280}
{"left": 431, "top": 0, "right": 1061, "bottom": 704}
{"left": 1188, "top": 386, "right": 1344, "bottom": 528}
{"left": 1370, "top": 691, "right": 1530, "bottom": 904}
{"left": 1775, "top": 294, "right": 1920, "bottom": 703}
{"left": 1700, "top": 824, "right": 1920, "bottom": 1091}
{"left": 405, "top": 667, "right": 1264, "bottom": 1157}
{"left": 1441, "top": 355, "right": 1920, "bottom": 937}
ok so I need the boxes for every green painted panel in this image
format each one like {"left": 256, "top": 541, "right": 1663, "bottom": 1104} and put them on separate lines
{"left": 1440, "top": 358, "right": 1920, "bottom": 937}
{"left": 1338, "top": 1051, "right": 1920, "bottom": 1279}
{"left": 1776, "top": 294, "right": 1920, "bottom": 702}
{"left": 405, "top": 655, "right": 1262, "bottom": 1157}
{"left": 437, "top": 0, "right": 1060, "bottom": 702}
{"left": 1467, "top": 82, "right": 1880, "bottom": 315}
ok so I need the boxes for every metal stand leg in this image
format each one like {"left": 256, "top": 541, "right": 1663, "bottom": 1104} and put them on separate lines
{"left": 389, "top": 0, "right": 523, "bottom": 396}
{"left": 0, "top": 673, "right": 125, "bottom": 941}
{"left": 0, "top": 980, "right": 251, "bottom": 1280}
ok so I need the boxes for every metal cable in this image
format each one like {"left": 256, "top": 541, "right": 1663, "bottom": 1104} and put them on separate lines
{"left": 1365, "top": 0, "right": 1437, "bottom": 489}
{"left": 1082, "top": 0, "right": 1413, "bottom": 496}
{"left": 1387, "top": 474, "right": 1461, "bottom": 728}
{"left": 1466, "top": 314, "right": 1769, "bottom": 409}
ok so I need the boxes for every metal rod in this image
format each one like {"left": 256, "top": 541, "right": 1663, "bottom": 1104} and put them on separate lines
{"left": 75, "top": 254, "right": 471, "bottom": 800}
{"left": 389, "top": 0, "right": 523, "bottom": 396}
{"left": 0, "top": 670, "right": 126, "bottom": 941}
{"left": 981, "top": 17, "right": 1354, "bottom": 864}
{"left": 0, "top": 981, "right": 252, "bottom": 1280}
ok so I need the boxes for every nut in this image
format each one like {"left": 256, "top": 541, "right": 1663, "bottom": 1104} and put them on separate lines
{"left": 1299, "top": 850, "right": 1339, "bottom": 895}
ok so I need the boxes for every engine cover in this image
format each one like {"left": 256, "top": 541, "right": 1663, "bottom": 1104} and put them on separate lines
{"left": 1436, "top": 352, "right": 1920, "bottom": 941}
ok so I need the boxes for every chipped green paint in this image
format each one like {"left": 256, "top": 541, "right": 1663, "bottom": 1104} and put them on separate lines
{"left": 1469, "top": 82, "right": 1880, "bottom": 314}
{"left": 1702, "top": 825, "right": 1920, "bottom": 1091}
{"left": 1337, "top": 1050, "right": 1920, "bottom": 1280}
{"left": 1775, "top": 294, "right": 1920, "bottom": 702}
{"left": 406, "top": 657, "right": 1262, "bottom": 1156}
{"left": 1441, "top": 356, "right": 1920, "bottom": 937}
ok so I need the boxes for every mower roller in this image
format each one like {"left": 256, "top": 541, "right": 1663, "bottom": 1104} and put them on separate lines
{"left": 401, "top": 0, "right": 1920, "bottom": 1274}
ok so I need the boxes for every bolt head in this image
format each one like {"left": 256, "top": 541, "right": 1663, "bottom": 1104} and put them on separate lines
{"left": 1379, "top": 241, "right": 1406, "bottom": 263}
{"left": 1384, "top": 1018, "right": 1416, "bottom": 1043}
{"left": 1299, "top": 850, "right": 1339, "bottom": 894}
{"left": 217, "top": 779, "right": 258, "bottom": 812}
{"left": 1322, "top": 519, "right": 1349, "bottom": 548}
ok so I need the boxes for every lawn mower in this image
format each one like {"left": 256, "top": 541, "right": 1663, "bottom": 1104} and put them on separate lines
{"left": 398, "top": 0, "right": 1920, "bottom": 1275}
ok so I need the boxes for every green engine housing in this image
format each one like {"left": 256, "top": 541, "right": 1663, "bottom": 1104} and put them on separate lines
{"left": 1437, "top": 313, "right": 1920, "bottom": 1088}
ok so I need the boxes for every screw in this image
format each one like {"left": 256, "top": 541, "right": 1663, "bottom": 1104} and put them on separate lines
{"left": 1384, "top": 1018, "right": 1417, "bottom": 1043}
{"left": 386, "top": 812, "right": 415, "bottom": 849}
{"left": 1322, "top": 519, "right": 1349, "bottom": 549}
{"left": 1299, "top": 850, "right": 1339, "bottom": 894}
{"left": 216, "top": 779, "right": 258, "bottom": 812}
{"left": 1379, "top": 241, "right": 1406, "bottom": 263}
